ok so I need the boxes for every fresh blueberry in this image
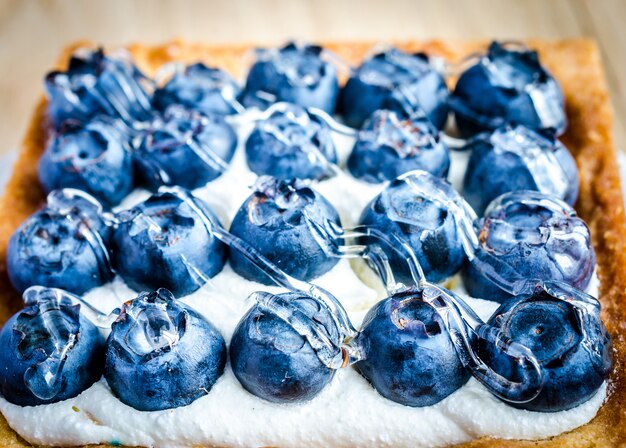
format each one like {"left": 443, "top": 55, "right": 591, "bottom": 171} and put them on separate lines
{"left": 245, "top": 104, "right": 337, "bottom": 181}
{"left": 153, "top": 63, "right": 241, "bottom": 116}
{"left": 230, "top": 292, "right": 338, "bottom": 403}
{"left": 339, "top": 49, "right": 449, "bottom": 129}
{"left": 112, "top": 190, "right": 227, "bottom": 296}
{"left": 355, "top": 289, "right": 469, "bottom": 406}
{"left": 463, "top": 191, "right": 596, "bottom": 303}
{"left": 463, "top": 125, "right": 579, "bottom": 215}
{"left": 45, "top": 48, "right": 153, "bottom": 128}
{"left": 47, "top": 189, "right": 113, "bottom": 241}
{"left": 347, "top": 110, "right": 450, "bottom": 183}
{"left": 38, "top": 118, "right": 134, "bottom": 207}
{"left": 104, "top": 289, "right": 226, "bottom": 411}
{"left": 7, "top": 190, "right": 112, "bottom": 295}
{"left": 0, "top": 287, "right": 104, "bottom": 406}
{"left": 229, "top": 177, "right": 341, "bottom": 285}
{"left": 478, "top": 284, "right": 612, "bottom": 411}
{"left": 359, "top": 172, "right": 466, "bottom": 284}
{"left": 240, "top": 42, "right": 339, "bottom": 113}
{"left": 134, "top": 106, "right": 237, "bottom": 190}
{"left": 450, "top": 42, "right": 566, "bottom": 137}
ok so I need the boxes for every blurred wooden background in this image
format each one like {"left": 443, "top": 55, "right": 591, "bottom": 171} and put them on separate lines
{"left": 0, "top": 0, "right": 624, "bottom": 154}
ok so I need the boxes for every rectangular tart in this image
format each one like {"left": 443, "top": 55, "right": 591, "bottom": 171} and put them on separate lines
{"left": 0, "top": 39, "right": 625, "bottom": 447}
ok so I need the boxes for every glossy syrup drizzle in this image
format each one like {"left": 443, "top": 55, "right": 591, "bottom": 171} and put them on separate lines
{"left": 18, "top": 287, "right": 82, "bottom": 400}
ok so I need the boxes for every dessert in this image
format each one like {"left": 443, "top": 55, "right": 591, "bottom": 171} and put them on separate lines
{"left": 0, "top": 38, "right": 624, "bottom": 448}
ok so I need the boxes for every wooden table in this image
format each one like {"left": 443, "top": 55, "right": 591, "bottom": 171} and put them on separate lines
{"left": 0, "top": 0, "right": 623, "bottom": 154}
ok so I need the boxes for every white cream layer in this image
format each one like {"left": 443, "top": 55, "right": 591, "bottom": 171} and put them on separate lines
{"left": 0, "top": 111, "right": 607, "bottom": 448}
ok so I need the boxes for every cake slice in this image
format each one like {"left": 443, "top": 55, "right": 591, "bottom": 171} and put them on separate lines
{"left": 0, "top": 39, "right": 625, "bottom": 447}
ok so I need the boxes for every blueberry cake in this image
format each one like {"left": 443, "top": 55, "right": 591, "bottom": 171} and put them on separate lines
{"left": 0, "top": 39, "right": 625, "bottom": 447}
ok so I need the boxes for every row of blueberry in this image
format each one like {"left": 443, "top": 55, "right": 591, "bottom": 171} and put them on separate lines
{"left": 0, "top": 282, "right": 610, "bottom": 414}
{"left": 46, "top": 42, "right": 567, "bottom": 138}
{"left": 7, "top": 168, "right": 595, "bottom": 304}
{"left": 39, "top": 42, "right": 576, "bottom": 216}
{"left": 0, "top": 183, "right": 611, "bottom": 414}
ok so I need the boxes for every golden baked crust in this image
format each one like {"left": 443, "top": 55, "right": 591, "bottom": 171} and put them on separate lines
{"left": 0, "top": 39, "right": 624, "bottom": 448}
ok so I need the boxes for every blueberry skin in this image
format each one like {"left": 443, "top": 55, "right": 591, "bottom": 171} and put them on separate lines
{"left": 45, "top": 189, "right": 113, "bottom": 242}
{"left": 38, "top": 118, "right": 134, "bottom": 206}
{"left": 45, "top": 48, "right": 153, "bottom": 128}
{"left": 153, "top": 63, "right": 241, "bottom": 116}
{"left": 463, "top": 125, "right": 579, "bottom": 215}
{"left": 450, "top": 42, "right": 566, "bottom": 138}
{"left": 104, "top": 289, "right": 226, "bottom": 411}
{"left": 134, "top": 106, "right": 237, "bottom": 190}
{"left": 462, "top": 192, "right": 596, "bottom": 303}
{"left": 359, "top": 175, "right": 466, "bottom": 284}
{"left": 7, "top": 197, "right": 112, "bottom": 295}
{"left": 229, "top": 178, "right": 341, "bottom": 285}
{"left": 479, "top": 289, "right": 612, "bottom": 412}
{"left": 339, "top": 49, "right": 449, "bottom": 129}
{"left": 240, "top": 42, "right": 339, "bottom": 113}
{"left": 112, "top": 191, "right": 227, "bottom": 296}
{"left": 0, "top": 294, "right": 104, "bottom": 406}
{"left": 347, "top": 110, "right": 450, "bottom": 183}
{"left": 245, "top": 104, "right": 337, "bottom": 181}
{"left": 230, "top": 292, "right": 337, "bottom": 403}
{"left": 355, "top": 290, "right": 469, "bottom": 406}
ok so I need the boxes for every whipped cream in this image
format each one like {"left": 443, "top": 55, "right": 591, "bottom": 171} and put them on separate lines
{"left": 0, "top": 111, "right": 606, "bottom": 448}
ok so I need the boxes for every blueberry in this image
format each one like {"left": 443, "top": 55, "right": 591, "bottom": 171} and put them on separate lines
{"left": 479, "top": 285, "right": 612, "bottom": 411}
{"left": 463, "top": 191, "right": 596, "bottom": 303}
{"left": 240, "top": 42, "right": 339, "bottom": 113}
{"left": 134, "top": 106, "right": 237, "bottom": 190}
{"left": 7, "top": 190, "right": 112, "bottom": 295}
{"left": 347, "top": 110, "right": 450, "bottom": 183}
{"left": 112, "top": 190, "right": 227, "bottom": 296}
{"left": 46, "top": 189, "right": 113, "bottom": 241}
{"left": 359, "top": 172, "right": 466, "bottom": 284}
{"left": 339, "top": 49, "right": 449, "bottom": 129}
{"left": 153, "top": 63, "right": 241, "bottom": 116}
{"left": 38, "top": 118, "right": 134, "bottom": 206}
{"left": 230, "top": 292, "right": 338, "bottom": 403}
{"left": 0, "top": 287, "right": 104, "bottom": 406}
{"left": 104, "top": 289, "right": 226, "bottom": 411}
{"left": 463, "top": 125, "right": 579, "bottom": 215}
{"left": 450, "top": 42, "right": 566, "bottom": 137}
{"left": 45, "top": 48, "right": 153, "bottom": 128}
{"left": 229, "top": 177, "right": 341, "bottom": 285}
{"left": 245, "top": 104, "right": 337, "bottom": 181}
{"left": 355, "top": 289, "right": 469, "bottom": 406}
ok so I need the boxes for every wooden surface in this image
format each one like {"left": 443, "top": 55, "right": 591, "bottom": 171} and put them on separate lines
{"left": 0, "top": 0, "right": 624, "bottom": 155}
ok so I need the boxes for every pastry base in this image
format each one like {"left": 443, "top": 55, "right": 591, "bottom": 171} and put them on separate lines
{"left": 0, "top": 39, "right": 624, "bottom": 447}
